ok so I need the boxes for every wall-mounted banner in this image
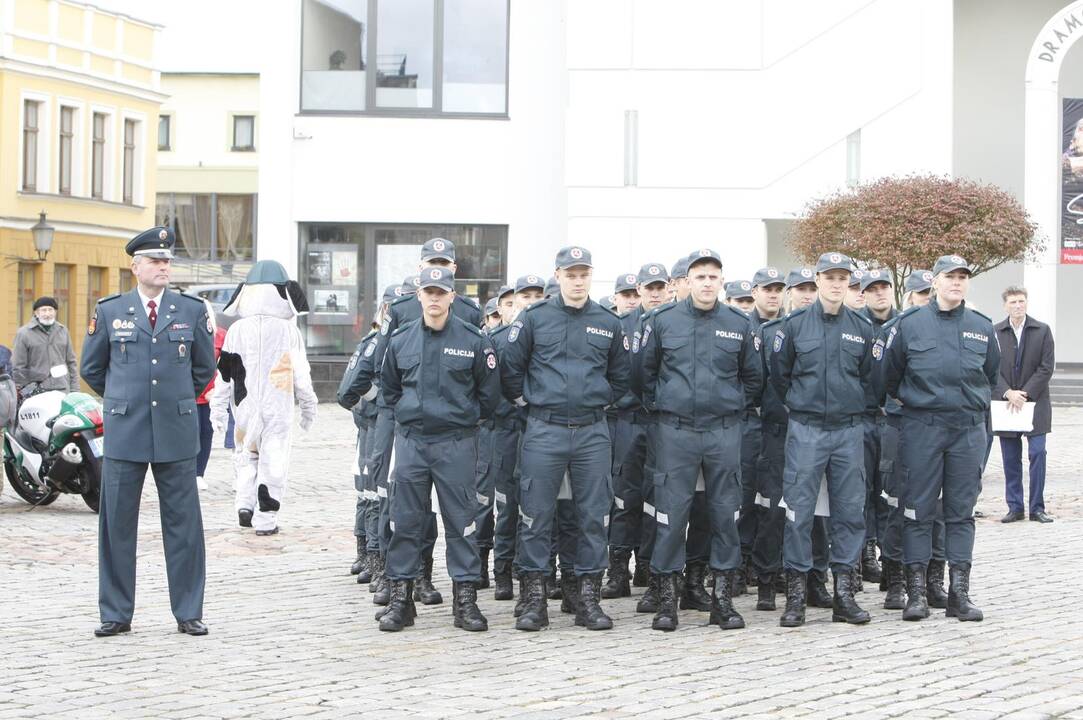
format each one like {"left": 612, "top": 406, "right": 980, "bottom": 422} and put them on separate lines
{"left": 1061, "top": 98, "right": 1083, "bottom": 263}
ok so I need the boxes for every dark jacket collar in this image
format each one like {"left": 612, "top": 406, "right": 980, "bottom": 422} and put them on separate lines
{"left": 995, "top": 314, "right": 1039, "bottom": 332}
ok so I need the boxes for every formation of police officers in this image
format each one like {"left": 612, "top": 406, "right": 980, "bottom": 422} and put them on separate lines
{"left": 338, "top": 237, "right": 999, "bottom": 633}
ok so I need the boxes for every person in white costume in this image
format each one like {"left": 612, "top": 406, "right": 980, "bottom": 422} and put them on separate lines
{"left": 210, "top": 261, "right": 317, "bottom": 535}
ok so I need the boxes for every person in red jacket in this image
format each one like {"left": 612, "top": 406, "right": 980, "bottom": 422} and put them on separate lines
{"left": 195, "top": 321, "right": 227, "bottom": 491}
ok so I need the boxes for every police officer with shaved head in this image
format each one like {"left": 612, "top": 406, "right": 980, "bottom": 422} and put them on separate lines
{"left": 876, "top": 255, "right": 998, "bottom": 622}
{"left": 638, "top": 249, "right": 761, "bottom": 631}
{"left": 771, "top": 252, "right": 876, "bottom": 627}
{"left": 502, "top": 246, "right": 630, "bottom": 631}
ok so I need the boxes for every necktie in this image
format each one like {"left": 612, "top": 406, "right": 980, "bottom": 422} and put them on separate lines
{"left": 147, "top": 299, "right": 157, "bottom": 329}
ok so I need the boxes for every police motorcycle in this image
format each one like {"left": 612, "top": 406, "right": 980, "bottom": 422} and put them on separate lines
{"left": 2, "top": 382, "right": 103, "bottom": 511}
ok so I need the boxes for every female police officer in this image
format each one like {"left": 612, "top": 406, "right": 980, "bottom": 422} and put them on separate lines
{"left": 876, "top": 255, "right": 999, "bottom": 622}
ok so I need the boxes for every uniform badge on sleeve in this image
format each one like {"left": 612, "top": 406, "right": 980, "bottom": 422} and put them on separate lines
{"left": 631, "top": 332, "right": 640, "bottom": 353}
{"left": 206, "top": 315, "right": 214, "bottom": 334}
{"left": 348, "top": 352, "right": 360, "bottom": 370}
{"left": 872, "top": 338, "right": 885, "bottom": 361}
{"left": 623, "top": 335, "right": 630, "bottom": 351}
{"left": 508, "top": 323, "right": 521, "bottom": 342}
{"left": 754, "top": 334, "right": 762, "bottom": 352}
{"left": 487, "top": 353, "right": 497, "bottom": 370}
{"left": 364, "top": 341, "right": 376, "bottom": 358}
{"left": 380, "top": 316, "right": 390, "bottom": 336}
{"left": 88, "top": 309, "right": 98, "bottom": 335}
{"left": 885, "top": 326, "right": 897, "bottom": 350}
{"left": 772, "top": 331, "right": 785, "bottom": 353}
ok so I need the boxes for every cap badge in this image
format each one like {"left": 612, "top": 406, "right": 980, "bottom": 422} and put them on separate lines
{"left": 830, "top": 253, "right": 842, "bottom": 263}
{"left": 158, "top": 229, "right": 168, "bottom": 241}
{"left": 570, "top": 247, "right": 583, "bottom": 259}
{"left": 429, "top": 268, "right": 442, "bottom": 280}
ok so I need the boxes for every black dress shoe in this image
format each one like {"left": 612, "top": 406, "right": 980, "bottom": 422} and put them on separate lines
{"left": 238, "top": 509, "right": 253, "bottom": 528}
{"left": 1000, "top": 510, "right": 1025, "bottom": 523}
{"left": 255, "top": 527, "right": 279, "bottom": 536}
{"left": 1029, "top": 511, "right": 1054, "bottom": 523}
{"left": 177, "top": 619, "right": 209, "bottom": 636}
{"left": 94, "top": 621, "right": 131, "bottom": 637}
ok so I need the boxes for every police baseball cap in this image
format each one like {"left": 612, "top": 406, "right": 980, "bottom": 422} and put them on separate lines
{"left": 401, "top": 275, "right": 421, "bottom": 295}
{"left": 687, "top": 248, "right": 723, "bottom": 270}
{"left": 515, "top": 274, "right": 546, "bottom": 294}
{"left": 816, "top": 252, "right": 853, "bottom": 274}
{"left": 496, "top": 284, "right": 514, "bottom": 299}
{"left": 555, "top": 246, "right": 592, "bottom": 269}
{"left": 725, "top": 280, "right": 754, "bottom": 300}
{"left": 786, "top": 267, "right": 816, "bottom": 288}
{"left": 599, "top": 295, "right": 617, "bottom": 311}
{"left": 905, "top": 269, "right": 934, "bottom": 293}
{"left": 418, "top": 266, "right": 455, "bottom": 292}
{"left": 382, "top": 284, "right": 401, "bottom": 305}
{"left": 932, "top": 254, "right": 971, "bottom": 276}
{"left": 671, "top": 256, "right": 691, "bottom": 280}
{"left": 543, "top": 276, "right": 559, "bottom": 298}
{"left": 849, "top": 270, "right": 864, "bottom": 288}
{"left": 126, "top": 226, "right": 175, "bottom": 259}
{"left": 615, "top": 273, "right": 639, "bottom": 294}
{"left": 859, "top": 268, "right": 892, "bottom": 292}
{"left": 752, "top": 267, "right": 784, "bottom": 288}
{"left": 484, "top": 297, "right": 500, "bottom": 317}
{"left": 421, "top": 237, "right": 455, "bottom": 262}
{"left": 637, "top": 262, "right": 669, "bottom": 286}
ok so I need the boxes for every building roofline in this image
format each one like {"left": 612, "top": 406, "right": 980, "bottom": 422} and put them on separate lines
{"left": 60, "top": 0, "right": 164, "bottom": 31}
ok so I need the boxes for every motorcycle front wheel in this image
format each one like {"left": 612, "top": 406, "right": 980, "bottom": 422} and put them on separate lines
{"left": 4, "top": 459, "right": 60, "bottom": 506}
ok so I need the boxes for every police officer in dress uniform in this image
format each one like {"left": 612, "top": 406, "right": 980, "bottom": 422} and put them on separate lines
{"left": 770, "top": 252, "right": 876, "bottom": 627}
{"left": 876, "top": 255, "right": 998, "bottom": 622}
{"left": 501, "top": 246, "right": 631, "bottom": 632}
{"left": 80, "top": 227, "right": 216, "bottom": 638}
{"left": 376, "top": 267, "right": 501, "bottom": 632}
{"left": 637, "top": 249, "right": 762, "bottom": 631}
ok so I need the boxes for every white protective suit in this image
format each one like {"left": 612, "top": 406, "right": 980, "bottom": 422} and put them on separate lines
{"left": 210, "top": 284, "right": 318, "bottom": 532}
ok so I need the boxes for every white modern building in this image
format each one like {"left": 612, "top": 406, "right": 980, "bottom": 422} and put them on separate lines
{"left": 257, "top": 0, "right": 1082, "bottom": 364}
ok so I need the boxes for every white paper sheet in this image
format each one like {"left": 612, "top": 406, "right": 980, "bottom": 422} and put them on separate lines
{"left": 990, "top": 400, "right": 1034, "bottom": 433}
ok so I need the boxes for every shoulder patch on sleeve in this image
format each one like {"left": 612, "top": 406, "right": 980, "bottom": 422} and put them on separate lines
{"left": 508, "top": 320, "right": 523, "bottom": 343}
{"left": 753, "top": 334, "right": 761, "bottom": 352}
{"left": 772, "top": 330, "right": 786, "bottom": 353}
{"left": 872, "top": 337, "right": 885, "bottom": 361}
{"left": 87, "top": 307, "right": 98, "bottom": 335}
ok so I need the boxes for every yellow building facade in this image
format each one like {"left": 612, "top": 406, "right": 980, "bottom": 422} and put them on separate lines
{"left": 0, "top": 0, "right": 164, "bottom": 360}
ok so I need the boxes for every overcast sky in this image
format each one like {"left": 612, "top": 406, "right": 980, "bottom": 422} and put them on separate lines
{"left": 96, "top": 0, "right": 264, "bottom": 72}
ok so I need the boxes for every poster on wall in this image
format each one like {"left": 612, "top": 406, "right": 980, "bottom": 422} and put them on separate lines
{"left": 376, "top": 245, "right": 423, "bottom": 314}
{"left": 1061, "top": 98, "right": 1083, "bottom": 263}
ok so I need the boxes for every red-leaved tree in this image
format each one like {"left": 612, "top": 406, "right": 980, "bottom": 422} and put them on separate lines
{"left": 790, "top": 175, "right": 1043, "bottom": 305}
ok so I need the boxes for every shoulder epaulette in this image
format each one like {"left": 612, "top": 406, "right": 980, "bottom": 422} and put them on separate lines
{"left": 96, "top": 293, "right": 122, "bottom": 304}
{"left": 893, "top": 305, "right": 922, "bottom": 324}
{"left": 490, "top": 323, "right": 511, "bottom": 338}
{"left": 391, "top": 294, "right": 416, "bottom": 308}
{"left": 391, "top": 318, "right": 419, "bottom": 337}
{"left": 457, "top": 295, "right": 481, "bottom": 310}
{"left": 178, "top": 291, "right": 207, "bottom": 305}
{"left": 361, "top": 328, "right": 378, "bottom": 341}
{"left": 850, "top": 309, "right": 873, "bottom": 325}
{"left": 453, "top": 316, "right": 485, "bottom": 337}
{"left": 968, "top": 307, "right": 993, "bottom": 323}
{"left": 785, "top": 306, "right": 809, "bottom": 321}
{"left": 721, "top": 304, "right": 750, "bottom": 321}
{"left": 651, "top": 302, "right": 677, "bottom": 319}
{"left": 761, "top": 316, "right": 783, "bottom": 331}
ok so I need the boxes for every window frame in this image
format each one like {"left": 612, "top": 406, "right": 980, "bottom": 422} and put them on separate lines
{"left": 120, "top": 111, "right": 146, "bottom": 206}
{"left": 90, "top": 107, "right": 115, "bottom": 201}
{"left": 53, "top": 264, "right": 73, "bottom": 328}
{"left": 231, "top": 114, "right": 256, "bottom": 152}
{"left": 20, "top": 93, "right": 50, "bottom": 193}
{"left": 158, "top": 113, "right": 172, "bottom": 152}
{"left": 298, "top": 0, "right": 511, "bottom": 119}
{"left": 58, "top": 106, "right": 74, "bottom": 196}
{"left": 155, "top": 191, "right": 258, "bottom": 262}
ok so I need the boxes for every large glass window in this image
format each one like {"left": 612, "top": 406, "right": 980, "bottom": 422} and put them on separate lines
{"left": 299, "top": 222, "right": 508, "bottom": 355}
{"left": 155, "top": 192, "right": 256, "bottom": 262}
{"left": 59, "top": 107, "right": 73, "bottom": 195}
{"left": 23, "top": 100, "right": 39, "bottom": 192}
{"left": 53, "top": 265, "right": 72, "bottom": 328}
{"left": 301, "top": 0, "right": 508, "bottom": 116}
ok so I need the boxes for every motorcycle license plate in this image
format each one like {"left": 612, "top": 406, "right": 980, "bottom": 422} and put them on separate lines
{"left": 88, "top": 437, "right": 104, "bottom": 458}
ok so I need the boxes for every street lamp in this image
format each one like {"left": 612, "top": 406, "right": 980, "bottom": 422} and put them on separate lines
{"left": 30, "top": 211, "right": 53, "bottom": 262}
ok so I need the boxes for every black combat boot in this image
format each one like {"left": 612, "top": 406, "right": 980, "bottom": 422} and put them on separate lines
{"left": 574, "top": 572, "right": 613, "bottom": 630}
{"left": 515, "top": 571, "right": 549, "bottom": 631}
{"left": 632, "top": 557, "right": 650, "bottom": 587}
{"left": 680, "top": 562, "right": 712, "bottom": 611}
{"left": 651, "top": 573, "right": 680, "bottom": 632}
{"left": 926, "top": 559, "right": 948, "bottom": 610}
{"left": 832, "top": 568, "right": 871, "bottom": 624}
{"left": 860, "top": 540, "right": 881, "bottom": 584}
{"left": 779, "top": 569, "right": 807, "bottom": 627}
{"left": 478, "top": 548, "right": 491, "bottom": 590}
{"left": 902, "top": 563, "right": 929, "bottom": 621}
{"left": 414, "top": 557, "right": 443, "bottom": 605}
{"left": 852, "top": 562, "right": 864, "bottom": 592}
{"left": 807, "top": 569, "right": 833, "bottom": 608}
{"left": 452, "top": 581, "right": 488, "bottom": 632}
{"left": 547, "top": 565, "right": 562, "bottom": 600}
{"left": 358, "top": 550, "right": 378, "bottom": 585}
{"left": 636, "top": 573, "right": 661, "bottom": 613}
{"left": 743, "top": 555, "right": 757, "bottom": 588}
{"left": 378, "top": 580, "right": 416, "bottom": 631}
{"left": 946, "top": 563, "right": 983, "bottom": 621}
{"left": 709, "top": 570, "right": 745, "bottom": 630}
{"left": 560, "top": 572, "right": 578, "bottom": 614}
{"left": 351, "top": 536, "right": 367, "bottom": 576}
{"left": 513, "top": 572, "right": 528, "bottom": 617}
{"left": 368, "top": 552, "right": 385, "bottom": 593}
{"left": 493, "top": 562, "right": 514, "bottom": 601}
{"left": 601, "top": 547, "right": 632, "bottom": 599}
{"left": 882, "top": 558, "right": 907, "bottom": 610}
{"left": 756, "top": 573, "right": 776, "bottom": 611}
{"left": 731, "top": 558, "right": 748, "bottom": 596}
{"left": 372, "top": 556, "right": 391, "bottom": 606}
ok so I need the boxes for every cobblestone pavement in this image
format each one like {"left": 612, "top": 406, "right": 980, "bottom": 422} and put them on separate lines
{"left": 2, "top": 406, "right": 1082, "bottom": 720}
